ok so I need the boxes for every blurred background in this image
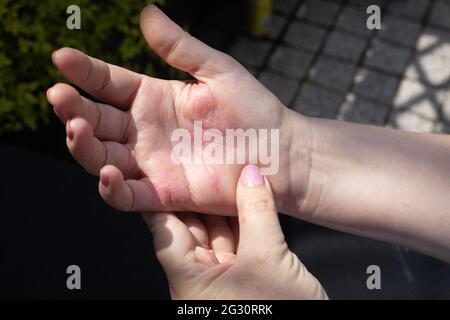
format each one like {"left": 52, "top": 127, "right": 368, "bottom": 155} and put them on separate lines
{"left": 0, "top": 0, "right": 449, "bottom": 299}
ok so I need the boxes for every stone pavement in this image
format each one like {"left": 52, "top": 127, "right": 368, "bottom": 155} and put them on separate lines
{"left": 228, "top": 0, "right": 450, "bottom": 134}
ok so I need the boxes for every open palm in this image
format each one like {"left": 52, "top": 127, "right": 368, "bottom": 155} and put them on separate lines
{"left": 48, "top": 5, "right": 294, "bottom": 215}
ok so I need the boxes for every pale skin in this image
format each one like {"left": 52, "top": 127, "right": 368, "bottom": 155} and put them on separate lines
{"left": 47, "top": 5, "right": 450, "bottom": 299}
{"left": 143, "top": 164, "right": 327, "bottom": 299}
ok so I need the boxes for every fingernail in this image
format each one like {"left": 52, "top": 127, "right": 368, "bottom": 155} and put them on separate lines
{"left": 240, "top": 165, "right": 264, "bottom": 187}
{"left": 66, "top": 120, "right": 74, "bottom": 140}
{"left": 100, "top": 172, "right": 109, "bottom": 188}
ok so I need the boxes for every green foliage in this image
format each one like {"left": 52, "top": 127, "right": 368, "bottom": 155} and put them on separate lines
{"left": 0, "top": 0, "right": 186, "bottom": 135}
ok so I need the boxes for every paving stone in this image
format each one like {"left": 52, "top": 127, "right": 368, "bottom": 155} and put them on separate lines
{"left": 336, "top": 5, "right": 373, "bottom": 38}
{"left": 348, "top": 0, "right": 386, "bottom": 8}
{"left": 405, "top": 27, "right": 450, "bottom": 87}
{"left": 363, "top": 39, "right": 412, "bottom": 75}
{"left": 323, "top": 30, "right": 368, "bottom": 63}
{"left": 386, "top": 0, "right": 430, "bottom": 20}
{"left": 274, "top": 0, "right": 299, "bottom": 15}
{"left": 309, "top": 55, "right": 357, "bottom": 92}
{"left": 389, "top": 110, "right": 435, "bottom": 132}
{"left": 225, "top": 0, "right": 450, "bottom": 136}
{"left": 268, "top": 15, "right": 288, "bottom": 40}
{"left": 443, "top": 122, "right": 450, "bottom": 134}
{"left": 429, "top": 0, "right": 450, "bottom": 31}
{"left": 353, "top": 68, "right": 400, "bottom": 104}
{"left": 229, "top": 36, "right": 272, "bottom": 69}
{"left": 268, "top": 46, "right": 314, "bottom": 79}
{"left": 434, "top": 121, "right": 450, "bottom": 134}
{"left": 284, "top": 21, "right": 327, "bottom": 52}
{"left": 393, "top": 79, "right": 441, "bottom": 120}
{"left": 297, "top": 0, "right": 341, "bottom": 27}
{"left": 294, "top": 82, "right": 344, "bottom": 118}
{"left": 442, "top": 91, "right": 450, "bottom": 122}
{"left": 379, "top": 15, "right": 421, "bottom": 47}
{"left": 259, "top": 70, "right": 299, "bottom": 105}
{"left": 338, "top": 94, "right": 388, "bottom": 125}
{"left": 414, "top": 26, "right": 450, "bottom": 52}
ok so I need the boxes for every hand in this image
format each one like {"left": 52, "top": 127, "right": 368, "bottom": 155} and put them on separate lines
{"left": 143, "top": 165, "right": 327, "bottom": 299}
{"left": 47, "top": 4, "right": 310, "bottom": 215}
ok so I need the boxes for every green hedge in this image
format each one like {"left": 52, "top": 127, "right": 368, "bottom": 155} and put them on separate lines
{"left": 0, "top": 0, "right": 187, "bottom": 135}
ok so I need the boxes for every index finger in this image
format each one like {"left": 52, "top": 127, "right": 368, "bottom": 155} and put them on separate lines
{"left": 52, "top": 47, "right": 143, "bottom": 109}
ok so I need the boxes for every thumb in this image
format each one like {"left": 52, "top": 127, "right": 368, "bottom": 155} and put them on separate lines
{"left": 236, "top": 165, "right": 285, "bottom": 252}
{"left": 139, "top": 5, "right": 237, "bottom": 79}
{"left": 142, "top": 212, "right": 194, "bottom": 278}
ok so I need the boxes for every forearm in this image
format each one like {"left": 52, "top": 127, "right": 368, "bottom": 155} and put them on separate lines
{"left": 284, "top": 109, "right": 450, "bottom": 261}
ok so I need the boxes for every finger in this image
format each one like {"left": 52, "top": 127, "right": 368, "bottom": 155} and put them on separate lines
{"left": 67, "top": 118, "right": 138, "bottom": 177}
{"left": 48, "top": 83, "right": 131, "bottom": 142}
{"left": 177, "top": 213, "right": 209, "bottom": 249}
{"left": 52, "top": 47, "right": 142, "bottom": 108}
{"left": 228, "top": 217, "right": 240, "bottom": 251}
{"left": 194, "top": 247, "right": 220, "bottom": 267}
{"left": 140, "top": 5, "right": 238, "bottom": 79}
{"left": 99, "top": 165, "right": 164, "bottom": 212}
{"left": 236, "top": 165, "right": 284, "bottom": 251}
{"left": 142, "top": 212, "right": 195, "bottom": 275}
{"left": 203, "top": 215, "right": 235, "bottom": 255}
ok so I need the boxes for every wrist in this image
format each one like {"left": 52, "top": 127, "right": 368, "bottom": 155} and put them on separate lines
{"left": 279, "top": 109, "right": 327, "bottom": 219}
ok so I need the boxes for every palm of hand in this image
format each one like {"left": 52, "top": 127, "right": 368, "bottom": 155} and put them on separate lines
{"left": 48, "top": 5, "right": 288, "bottom": 215}
{"left": 127, "top": 74, "right": 283, "bottom": 214}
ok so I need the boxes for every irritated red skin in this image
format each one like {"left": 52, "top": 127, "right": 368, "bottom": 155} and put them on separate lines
{"left": 49, "top": 30, "right": 283, "bottom": 217}
{"left": 209, "top": 173, "right": 221, "bottom": 195}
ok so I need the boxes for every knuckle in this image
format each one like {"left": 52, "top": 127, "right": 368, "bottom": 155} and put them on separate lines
{"left": 118, "top": 194, "right": 133, "bottom": 212}
{"left": 241, "top": 195, "right": 276, "bottom": 213}
{"left": 103, "top": 188, "right": 130, "bottom": 212}
{"left": 113, "top": 199, "right": 131, "bottom": 212}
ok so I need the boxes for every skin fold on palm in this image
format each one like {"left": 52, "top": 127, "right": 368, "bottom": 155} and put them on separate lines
{"left": 47, "top": 5, "right": 306, "bottom": 216}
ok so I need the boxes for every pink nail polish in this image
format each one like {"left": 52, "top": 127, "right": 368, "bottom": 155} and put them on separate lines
{"left": 66, "top": 120, "right": 74, "bottom": 140}
{"left": 240, "top": 165, "right": 264, "bottom": 187}
{"left": 100, "top": 173, "right": 109, "bottom": 188}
